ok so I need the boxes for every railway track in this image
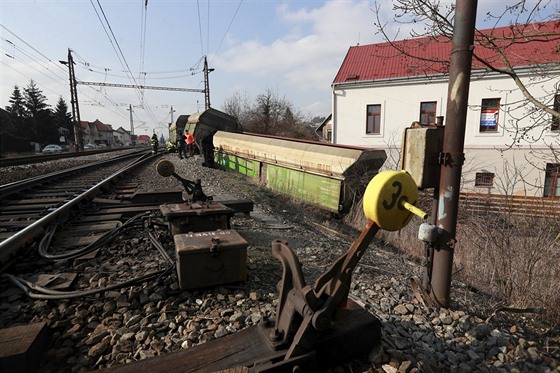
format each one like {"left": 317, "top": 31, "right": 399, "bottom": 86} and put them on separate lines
{"left": 0, "top": 150, "right": 157, "bottom": 271}
{"left": 0, "top": 154, "right": 557, "bottom": 372}
{"left": 0, "top": 146, "right": 142, "bottom": 167}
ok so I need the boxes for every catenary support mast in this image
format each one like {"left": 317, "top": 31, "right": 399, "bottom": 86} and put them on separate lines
{"left": 424, "top": 0, "right": 478, "bottom": 307}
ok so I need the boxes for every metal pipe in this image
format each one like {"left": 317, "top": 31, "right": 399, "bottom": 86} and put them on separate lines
{"left": 428, "top": 0, "right": 478, "bottom": 307}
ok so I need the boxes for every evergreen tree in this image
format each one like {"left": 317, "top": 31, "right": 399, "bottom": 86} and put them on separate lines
{"left": 23, "top": 80, "right": 56, "bottom": 144}
{"left": 5, "top": 85, "right": 27, "bottom": 138}
{"left": 53, "top": 96, "right": 74, "bottom": 143}
{"left": 23, "top": 80, "right": 49, "bottom": 117}
{"left": 6, "top": 85, "right": 26, "bottom": 118}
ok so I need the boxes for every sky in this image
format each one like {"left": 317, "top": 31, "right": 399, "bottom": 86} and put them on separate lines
{"left": 1, "top": 1, "right": 556, "bottom": 138}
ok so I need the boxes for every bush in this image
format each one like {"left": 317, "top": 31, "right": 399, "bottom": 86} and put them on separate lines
{"left": 346, "top": 191, "right": 560, "bottom": 324}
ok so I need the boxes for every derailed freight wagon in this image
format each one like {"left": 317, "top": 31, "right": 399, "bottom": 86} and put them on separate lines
{"left": 188, "top": 108, "right": 242, "bottom": 167}
{"left": 168, "top": 115, "right": 190, "bottom": 152}
{"left": 213, "top": 132, "right": 387, "bottom": 213}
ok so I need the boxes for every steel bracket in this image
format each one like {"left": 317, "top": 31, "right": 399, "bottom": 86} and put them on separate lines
{"left": 438, "top": 151, "right": 465, "bottom": 166}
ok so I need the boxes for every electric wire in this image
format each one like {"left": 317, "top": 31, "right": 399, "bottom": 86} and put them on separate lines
{"left": 196, "top": 0, "right": 205, "bottom": 57}
{"left": 1, "top": 48, "right": 126, "bottom": 120}
{"left": 0, "top": 60, "right": 66, "bottom": 98}
{"left": 89, "top": 0, "right": 143, "bottom": 101}
{"left": 2, "top": 27, "right": 130, "bottom": 122}
{"left": 89, "top": 0, "right": 167, "bottom": 127}
{"left": 3, "top": 1, "right": 227, "bottom": 132}
{"left": 211, "top": 0, "right": 243, "bottom": 65}
{"left": 1, "top": 38, "right": 69, "bottom": 83}
{"left": 89, "top": 0, "right": 155, "bottom": 124}
{"left": 207, "top": 0, "right": 210, "bottom": 56}
{"left": 139, "top": 0, "right": 148, "bottom": 87}
{"left": 0, "top": 24, "right": 66, "bottom": 72}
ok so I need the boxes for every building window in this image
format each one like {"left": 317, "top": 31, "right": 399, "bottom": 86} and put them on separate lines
{"left": 480, "top": 98, "right": 500, "bottom": 132}
{"left": 475, "top": 172, "right": 495, "bottom": 187}
{"left": 366, "top": 104, "right": 381, "bottom": 134}
{"left": 544, "top": 163, "right": 560, "bottom": 198}
{"left": 419, "top": 101, "right": 437, "bottom": 125}
{"left": 326, "top": 129, "right": 332, "bottom": 142}
{"left": 552, "top": 94, "right": 559, "bottom": 131}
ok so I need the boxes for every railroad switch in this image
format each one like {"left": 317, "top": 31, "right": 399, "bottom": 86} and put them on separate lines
{"left": 159, "top": 202, "right": 235, "bottom": 235}
{"left": 156, "top": 159, "right": 212, "bottom": 203}
{"left": 102, "top": 171, "right": 427, "bottom": 372}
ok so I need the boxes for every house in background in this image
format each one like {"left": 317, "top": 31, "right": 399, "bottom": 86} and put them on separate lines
{"left": 80, "top": 119, "right": 117, "bottom": 146}
{"left": 315, "top": 114, "right": 333, "bottom": 143}
{"left": 80, "top": 120, "right": 98, "bottom": 145}
{"left": 94, "top": 120, "right": 114, "bottom": 146}
{"left": 114, "top": 126, "right": 132, "bottom": 146}
{"left": 136, "top": 134, "right": 150, "bottom": 145}
{"left": 331, "top": 21, "right": 559, "bottom": 197}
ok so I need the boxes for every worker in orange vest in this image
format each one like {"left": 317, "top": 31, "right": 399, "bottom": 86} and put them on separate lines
{"left": 185, "top": 130, "right": 195, "bottom": 157}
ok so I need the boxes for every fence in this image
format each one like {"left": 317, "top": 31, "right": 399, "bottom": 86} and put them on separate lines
{"left": 459, "top": 192, "right": 560, "bottom": 218}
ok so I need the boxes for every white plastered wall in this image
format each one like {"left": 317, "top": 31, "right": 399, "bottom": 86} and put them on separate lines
{"left": 332, "top": 70, "right": 559, "bottom": 196}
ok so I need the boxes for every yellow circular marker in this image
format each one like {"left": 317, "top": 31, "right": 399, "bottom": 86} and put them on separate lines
{"left": 363, "top": 170, "right": 426, "bottom": 231}
{"left": 156, "top": 159, "right": 175, "bottom": 177}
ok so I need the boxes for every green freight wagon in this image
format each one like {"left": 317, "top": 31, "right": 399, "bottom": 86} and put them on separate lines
{"left": 213, "top": 132, "right": 386, "bottom": 213}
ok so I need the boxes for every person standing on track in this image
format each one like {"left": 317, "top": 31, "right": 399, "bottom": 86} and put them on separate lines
{"left": 176, "top": 130, "right": 186, "bottom": 159}
{"left": 185, "top": 130, "right": 195, "bottom": 157}
{"left": 151, "top": 133, "right": 159, "bottom": 154}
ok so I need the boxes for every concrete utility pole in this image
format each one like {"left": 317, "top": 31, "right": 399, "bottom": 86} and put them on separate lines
{"left": 423, "top": 0, "right": 478, "bottom": 307}
{"left": 203, "top": 56, "right": 214, "bottom": 110}
{"left": 60, "top": 49, "right": 82, "bottom": 151}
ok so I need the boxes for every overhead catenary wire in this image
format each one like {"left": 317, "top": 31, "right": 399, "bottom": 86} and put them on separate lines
{"left": 196, "top": 0, "right": 205, "bottom": 57}
{"left": 1, "top": 47, "right": 127, "bottom": 121}
{"left": 206, "top": 0, "right": 210, "bottom": 55}
{"left": 89, "top": 0, "right": 159, "bottom": 125}
{"left": 211, "top": 0, "right": 244, "bottom": 65}
{"left": 139, "top": 0, "right": 148, "bottom": 86}
{"left": 4, "top": 22, "right": 172, "bottom": 133}
{"left": 89, "top": 0, "right": 142, "bottom": 96}
{"left": 0, "top": 60, "right": 66, "bottom": 98}
{"left": 1, "top": 26, "right": 131, "bottom": 122}
{"left": 0, "top": 24, "right": 67, "bottom": 73}
{"left": 4, "top": 1, "right": 246, "bottom": 133}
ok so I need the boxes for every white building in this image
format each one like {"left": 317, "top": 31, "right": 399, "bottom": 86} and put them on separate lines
{"left": 331, "top": 21, "right": 559, "bottom": 197}
{"left": 114, "top": 126, "right": 132, "bottom": 146}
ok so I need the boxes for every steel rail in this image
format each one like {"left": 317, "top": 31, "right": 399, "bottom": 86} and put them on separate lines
{"left": 0, "top": 147, "right": 144, "bottom": 168}
{"left": 0, "top": 150, "right": 148, "bottom": 198}
{"left": 0, "top": 152, "right": 157, "bottom": 270}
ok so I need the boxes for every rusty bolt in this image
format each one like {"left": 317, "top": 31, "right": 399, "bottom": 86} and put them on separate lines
{"left": 269, "top": 328, "right": 282, "bottom": 342}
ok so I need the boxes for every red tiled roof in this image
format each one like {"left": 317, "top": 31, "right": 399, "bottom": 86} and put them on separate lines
{"left": 93, "top": 119, "right": 111, "bottom": 132}
{"left": 333, "top": 21, "right": 559, "bottom": 84}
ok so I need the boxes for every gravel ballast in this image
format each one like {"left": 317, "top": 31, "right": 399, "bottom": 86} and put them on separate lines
{"left": 0, "top": 152, "right": 558, "bottom": 372}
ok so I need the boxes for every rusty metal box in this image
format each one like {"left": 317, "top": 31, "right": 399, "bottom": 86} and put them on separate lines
{"left": 400, "top": 126, "right": 444, "bottom": 189}
{"left": 160, "top": 202, "right": 235, "bottom": 235}
{"left": 174, "top": 230, "right": 248, "bottom": 290}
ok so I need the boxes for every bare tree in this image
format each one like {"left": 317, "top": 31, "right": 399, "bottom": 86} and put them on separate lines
{"left": 222, "top": 89, "right": 314, "bottom": 139}
{"left": 222, "top": 90, "right": 251, "bottom": 125}
{"left": 372, "top": 1, "right": 560, "bottom": 146}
